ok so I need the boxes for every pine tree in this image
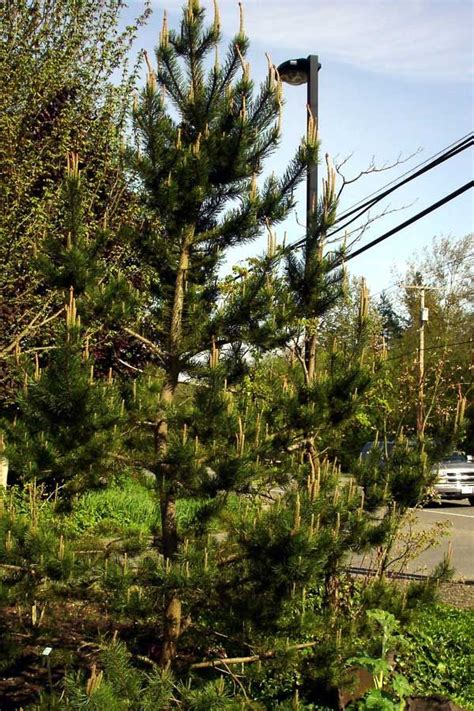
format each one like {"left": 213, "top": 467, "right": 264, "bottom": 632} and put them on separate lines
{"left": 0, "top": 0, "right": 149, "bottom": 396}
{"left": 35, "top": 151, "right": 140, "bottom": 349}
{"left": 124, "top": 1, "right": 435, "bottom": 682}
{"left": 376, "top": 290, "right": 407, "bottom": 343}
{"left": 4, "top": 293, "right": 124, "bottom": 496}
{"left": 2, "top": 155, "right": 133, "bottom": 495}
{"left": 285, "top": 153, "right": 346, "bottom": 382}
{"left": 128, "top": 0, "right": 318, "bottom": 665}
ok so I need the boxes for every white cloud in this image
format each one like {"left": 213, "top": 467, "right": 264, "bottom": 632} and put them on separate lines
{"left": 149, "top": 0, "right": 473, "bottom": 82}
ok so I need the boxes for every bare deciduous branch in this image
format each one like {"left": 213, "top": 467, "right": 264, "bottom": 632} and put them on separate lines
{"left": 327, "top": 201, "right": 416, "bottom": 249}
{"left": 335, "top": 148, "right": 422, "bottom": 200}
{"left": 0, "top": 305, "right": 65, "bottom": 358}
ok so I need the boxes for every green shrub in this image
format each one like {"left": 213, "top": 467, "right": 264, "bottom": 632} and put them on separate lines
{"left": 400, "top": 604, "right": 474, "bottom": 710}
{"left": 27, "top": 640, "right": 253, "bottom": 710}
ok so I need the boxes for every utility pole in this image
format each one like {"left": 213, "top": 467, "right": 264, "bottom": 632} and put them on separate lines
{"left": 404, "top": 284, "right": 431, "bottom": 440}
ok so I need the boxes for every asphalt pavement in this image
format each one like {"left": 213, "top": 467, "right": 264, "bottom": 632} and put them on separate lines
{"left": 411, "top": 500, "right": 474, "bottom": 580}
{"left": 348, "top": 499, "right": 474, "bottom": 581}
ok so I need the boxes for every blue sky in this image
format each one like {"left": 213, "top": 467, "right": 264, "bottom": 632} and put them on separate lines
{"left": 124, "top": 0, "right": 473, "bottom": 295}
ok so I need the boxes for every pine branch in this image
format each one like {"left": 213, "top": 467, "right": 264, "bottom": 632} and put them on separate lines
{"left": 156, "top": 47, "right": 187, "bottom": 109}
{"left": 0, "top": 563, "right": 41, "bottom": 576}
{"left": 215, "top": 36, "right": 250, "bottom": 98}
{"left": 123, "top": 327, "right": 165, "bottom": 362}
{"left": 190, "top": 641, "right": 318, "bottom": 669}
{"left": 0, "top": 305, "right": 64, "bottom": 357}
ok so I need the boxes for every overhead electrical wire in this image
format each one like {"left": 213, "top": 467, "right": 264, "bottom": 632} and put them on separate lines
{"left": 287, "top": 133, "right": 474, "bottom": 254}
{"left": 335, "top": 182, "right": 474, "bottom": 267}
{"left": 277, "top": 182, "right": 473, "bottom": 273}
{"left": 229, "top": 132, "right": 473, "bottom": 282}
{"left": 331, "top": 132, "right": 473, "bottom": 232}
{"left": 332, "top": 132, "right": 473, "bottom": 222}
{"left": 384, "top": 338, "right": 473, "bottom": 364}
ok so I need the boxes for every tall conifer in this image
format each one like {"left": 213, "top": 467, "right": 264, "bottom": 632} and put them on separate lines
{"left": 129, "top": 0, "right": 319, "bottom": 664}
{"left": 125, "top": 1, "right": 400, "bottom": 673}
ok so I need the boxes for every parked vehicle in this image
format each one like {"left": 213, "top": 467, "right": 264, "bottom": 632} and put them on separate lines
{"left": 360, "top": 443, "right": 474, "bottom": 505}
{"left": 432, "top": 452, "right": 474, "bottom": 505}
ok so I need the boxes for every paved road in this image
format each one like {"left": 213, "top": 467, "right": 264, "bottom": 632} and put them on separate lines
{"left": 409, "top": 500, "right": 474, "bottom": 580}
{"left": 349, "top": 500, "right": 474, "bottom": 581}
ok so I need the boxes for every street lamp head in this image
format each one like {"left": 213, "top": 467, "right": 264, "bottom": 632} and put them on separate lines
{"left": 277, "top": 58, "right": 310, "bottom": 86}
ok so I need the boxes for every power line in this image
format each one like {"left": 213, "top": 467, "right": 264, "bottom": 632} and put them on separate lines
{"left": 287, "top": 134, "right": 474, "bottom": 253}
{"left": 332, "top": 133, "right": 473, "bottom": 229}
{"left": 229, "top": 137, "right": 473, "bottom": 283}
{"left": 338, "top": 182, "right": 474, "bottom": 266}
{"left": 333, "top": 132, "right": 473, "bottom": 221}
{"left": 384, "top": 338, "right": 473, "bottom": 363}
{"left": 230, "top": 185, "right": 473, "bottom": 284}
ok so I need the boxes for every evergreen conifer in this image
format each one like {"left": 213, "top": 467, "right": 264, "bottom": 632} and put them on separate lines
{"left": 126, "top": 1, "right": 419, "bottom": 676}
{"left": 5, "top": 292, "right": 124, "bottom": 496}
{"left": 2, "top": 154, "right": 131, "bottom": 495}
{"left": 0, "top": 0, "right": 149, "bottom": 396}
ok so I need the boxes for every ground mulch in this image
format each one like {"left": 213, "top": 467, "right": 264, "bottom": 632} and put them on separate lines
{"left": 439, "top": 581, "right": 474, "bottom": 609}
{"left": 1, "top": 582, "right": 472, "bottom": 709}
{"left": 0, "top": 600, "right": 122, "bottom": 710}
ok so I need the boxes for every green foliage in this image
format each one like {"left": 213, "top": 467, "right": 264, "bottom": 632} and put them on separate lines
{"left": 1, "top": 3, "right": 470, "bottom": 708}
{"left": 4, "top": 324, "right": 124, "bottom": 495}
{"left": 29, "top": 639, "right": 254, "bottom": 709}
{"left": 376, "top": 291, "right": 407, "bottom": 343}
{"left": 401, "top": 605, "right": 474, "bottom": 710}
{"left": 379, "top": 234, "right": 473, "bottom": 442}
{"left": 63, "top": 477, "right": 158, "bottom": 537}
{"left": 0, "top": 477, "right": 460, "bottom": 709}
{"left": 35, "top": 164, "right": 140, "bottom": 332}
{"left": 348, "top": 609, "right": 412, "bottom": 710}
{"left": 344, "top": 604, "right": 474, "bottom": 711}
{"left": 61, "top": 478, "right": 228, "bottom": 538}
{"left": 355, "top": 437, "right": 436, "bottom": 512}
{"left": 0, "top": 0, "right": 149, "bottom": 392}
{"left": 119, "top": 2, "right": 439, "bottom": 676}
{"left": 128, "top": 0, "right": 318, "bottom": 373}
{"left": 0, "top": 482, "right": 100, "bottom": 612}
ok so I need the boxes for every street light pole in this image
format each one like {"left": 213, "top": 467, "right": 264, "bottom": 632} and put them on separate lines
{"left": 306, "top": 55, "right": 319, "bottom": 225}
{"left": 277, "top": 55, "right": 321, "bottom": 377}
{"left": 276, "top": 55, "right": 320, "bottom": 231}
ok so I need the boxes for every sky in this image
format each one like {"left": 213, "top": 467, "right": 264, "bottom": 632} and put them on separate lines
{"left": 123, "top": 0, "right": 473, "bottom": 297}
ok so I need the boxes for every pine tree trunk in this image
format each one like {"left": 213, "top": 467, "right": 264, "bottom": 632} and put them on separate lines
{"left": 169, "top": 239, "right": 191, "bottom": 352}
{"left": 157, "top": 376, "right": 181, "bottom": 667}
{"left": 160, "top": 596, "right": 182, "bottom": 668}
{"left": 158, "top": 230, "right": 193, "bottom": 668}
{"left": 306, "top": 333, "right": 317, "bottom": 383}
{"left": 156, "top": 376, "right": 178, "bottom": 558}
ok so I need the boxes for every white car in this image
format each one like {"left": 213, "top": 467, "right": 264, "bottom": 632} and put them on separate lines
{"left": 433, "top": 453, "right": 474, "bottom": 505}
{"left": 360, "top": 443, "right": 474, "bottom": 505}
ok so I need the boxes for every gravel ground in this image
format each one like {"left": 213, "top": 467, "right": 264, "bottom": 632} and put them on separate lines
{"left": 439, "top": 582, "right": 474, "bottom": 609}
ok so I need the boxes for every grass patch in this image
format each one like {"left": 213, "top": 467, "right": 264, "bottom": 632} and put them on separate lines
{"left": 62, "top": 481, "right": 257, "bottom": 538}
{"left": 62, "top": 477, "right": 158, "bottom": 537}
